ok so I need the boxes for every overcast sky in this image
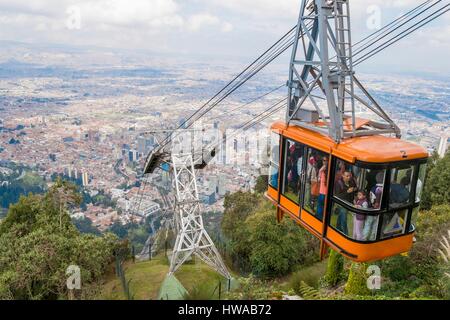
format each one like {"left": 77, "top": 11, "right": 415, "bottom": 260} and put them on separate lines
{"left": 0, "top": 0, "right": 449, "bottom": 74}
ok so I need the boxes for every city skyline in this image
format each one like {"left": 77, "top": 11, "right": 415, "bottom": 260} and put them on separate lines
{"left": 0, "top": 0, "right": 449, "bottom": 75}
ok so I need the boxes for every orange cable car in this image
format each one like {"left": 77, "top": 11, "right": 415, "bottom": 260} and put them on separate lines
{"left": 264, "top": 0, "right": 429, "bottom": 262}
{"left": 266, "top": 121, "right": 428, "bottom": 262}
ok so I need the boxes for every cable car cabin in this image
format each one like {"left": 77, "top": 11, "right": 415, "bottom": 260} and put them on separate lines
{"left": 266, "top": 121, "right": 428, "bottom": 262}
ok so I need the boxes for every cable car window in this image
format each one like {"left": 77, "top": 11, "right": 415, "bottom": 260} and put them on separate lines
{"left": 282, "top": 139, "right": 305, "bottom": 204}
{"left": 410, "top": 207, "right": 419, "bottom": 232}
{"left": 303, "top": 148, "right": 329, "bottom": 220}
{"left": 415, "top": 163, "right": 427, "bottom": 203}
{"left": 333, "top": 159, "right": 386, "bottom": 211}
{"left": 389, "top": 165, "right": 415, "bottom": 208}
{"left": 330, "top": 203, "right": 379, "bottom": 241}
{"left": 381, "top": 209, "right": 409, "bottom": 239}
{"left": 268, "top": 132, "right": 280, "bottom": 190}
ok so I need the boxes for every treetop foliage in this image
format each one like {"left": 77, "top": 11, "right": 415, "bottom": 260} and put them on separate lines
{"left": 0, "top": 180, "right": 120, "bottom": 300}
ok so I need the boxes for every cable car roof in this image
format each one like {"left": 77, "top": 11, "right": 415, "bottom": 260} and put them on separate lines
{"left": 271, "top": 121, "right": 428, "bottom": 164}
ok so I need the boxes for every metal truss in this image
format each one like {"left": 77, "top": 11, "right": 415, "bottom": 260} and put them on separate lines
{"left": 141, "top": 128, "right": 230, "bottom": 278}
{"left": 287, "top": 0, "right": 401, "bottom": 142}
{"left": 139, "top": 186, "right": 175, "bottom": 260}
{"left": 169, "top": 149, "right": 231, "bottom": 279}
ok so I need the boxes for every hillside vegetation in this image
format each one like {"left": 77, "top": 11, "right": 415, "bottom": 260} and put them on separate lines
{"left": 0, "top": 151, "right": 449, "bottom": 300}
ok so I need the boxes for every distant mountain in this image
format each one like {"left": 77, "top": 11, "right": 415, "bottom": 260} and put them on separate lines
{"left": 0, "top": 58, "right": 164, "bottom": 79}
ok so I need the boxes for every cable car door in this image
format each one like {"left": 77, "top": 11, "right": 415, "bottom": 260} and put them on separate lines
{"left": 300, "top": 146, "right": 330, "bottom": 234}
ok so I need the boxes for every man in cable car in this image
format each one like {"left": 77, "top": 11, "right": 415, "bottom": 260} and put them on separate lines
{"left": 334, "top": 171, "right": 357, "bottom": 235}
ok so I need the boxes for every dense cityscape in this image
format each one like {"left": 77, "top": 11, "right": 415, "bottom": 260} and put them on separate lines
{"left": 0, "top": 41, "right": 449, "bottom": 233}
{"left": 0, "top": 0, "right": 449, "bottom": 304}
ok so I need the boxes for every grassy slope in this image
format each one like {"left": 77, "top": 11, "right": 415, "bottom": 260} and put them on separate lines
{"left": 278, "top": 259, "right": 328, "bottom": 290}
{"left": 97, "top": 254, "right": 226, "bottom": 300}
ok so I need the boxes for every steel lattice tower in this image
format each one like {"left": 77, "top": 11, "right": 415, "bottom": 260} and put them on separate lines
{"left": 144, "top": 129, "right": 231, "bottom": 279}
{"left": 169, "top": 150, "right": 230, "bottom": 279}
{"left": 288, "top": 0, "right": 400, "bottom": 142}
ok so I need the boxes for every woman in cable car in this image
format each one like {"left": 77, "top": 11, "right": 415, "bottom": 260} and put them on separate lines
{"left": 266, "top": 122, "right": 428, "bottom": 262}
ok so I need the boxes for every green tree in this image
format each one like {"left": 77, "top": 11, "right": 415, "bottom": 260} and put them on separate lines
{"left": 246, "top": 207, "right": 317, "bottom": 278}
{"left": 377, "top": 205, "right": 450, "bottom": 299}
{"left": 0, "top": 182, "right": 119, "bottom": 300}
{"left": 72, "top": 217, "right": 101, "bottom": 236}
{"left": 221, "top": 191, "right": 318, "bottom": 277}
{"left": 421, "top": 151, "right": 450, "bottom": 210}
{"left": 254, "top": 175, "right": 268, "bottom": 194}
{"left": 344, "top": 263, "right": 370, "bottom": 296}
{"left": 221, "top": 192, "right": 261, "bottom": 271}
{"left": 323, "top": 249, "right": 344, "bottom": 287}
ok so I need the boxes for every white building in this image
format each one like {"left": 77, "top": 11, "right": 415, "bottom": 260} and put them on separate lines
{"left": 110, "top": 188, "right": 125, "bottom": 200}
{"left": 117, "top": 198, "right": 132, "bottom": 212}
{"left": 437, "top": 135, "right": 449, "bottom": 158}
{"left": 139, "top": 200, "right": 161, "bottom": 217}
{"left": 82, "top": 172, "right": 89, "bottom": 186}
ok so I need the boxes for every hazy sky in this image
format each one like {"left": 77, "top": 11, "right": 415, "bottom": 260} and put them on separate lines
{"left": 0, "top": 0, "right": 449, "bottom": 74}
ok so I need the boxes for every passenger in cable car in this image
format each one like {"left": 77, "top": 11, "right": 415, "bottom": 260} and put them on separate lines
{"left": 334, "top": 161, "right": 346, "bottom": 184}
{"left": 316, "top": 156, "right": 329, "bottom": 221}
{"left": 400, "top": 169, "right": 413, "bottom": 190}
{"left": 389, "top": 182, "right": 410, "bottom": 208}
{"left": 307, "top": 153, "right": 322, "bottom": 210}
{"left": 287, "top": 143, "right": 301, "bottom": 192}
{"left": 353, "top": 190, "right": 369, "bottom": 241}
{"left": 334, "top": 171, "right": 357, "bottom": 235}
{"left": 283, "top": 140, "right": 304, "bottom": 202}
{"left": 390, "top": 166, "right": 413, "bottom": 208}
{"left": 369, "top": 172, "right": 384, "bottom": 210}
{"left": 294, "top": 144, "right": 303, "bottom": 182}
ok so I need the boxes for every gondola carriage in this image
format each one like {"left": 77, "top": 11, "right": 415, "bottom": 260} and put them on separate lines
{"left": 266, "top": 121, "right": 428, "bottom": 262}
{"left": 265, "top": 0, "right": 429, "bottom": 262}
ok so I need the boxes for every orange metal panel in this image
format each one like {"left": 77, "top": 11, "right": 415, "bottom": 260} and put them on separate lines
{"left": 326, "top": 227, "right": 414, "bottom": 262}
{"left": 279, "top": 127, "right": 333, "bottom": 154}
{"left": 300, "top": 209, "right": 323, "bottom": 234}
{"left": 271, "top": 121, "right": 428, "bottom": 164}
{"left": 331, "top": 149, "right": 356, "bottom": 164}
{"left": 276, "top": 203, "right": 322, "bottom": 239}
{"left": 267, "top": 186, "right": 278, "bottom": 201}
{"left": 280, "top": 195, "right": 300, "bottom": 218}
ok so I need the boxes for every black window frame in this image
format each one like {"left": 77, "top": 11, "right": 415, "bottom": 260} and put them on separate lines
{"left": 388, "top": 163, "right": 417, "bottom": 211}
{"left": 327, "top": 157, "right": 428, "bottom": 244}
{"left": 414, "top": 162, "right": 427, "bottom": 204}
{"left": 268, "top": 132, "right": 281, "bottom": 190}
{"left": 280, "top": 137, "right": 307, "bottom": 206}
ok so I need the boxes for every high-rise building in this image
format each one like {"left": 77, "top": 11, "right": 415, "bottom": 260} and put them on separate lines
{"left": 128, "top": 150, "right": 139, "bottom": 162}
{"left": 74, "top": 169, "right": 79, "bottom": 180}
{"left": 113, "top": 147, "right": 122, "bottom": 160}
{"left": 218, "top": 176, "right": 226, "bottom": 196}
{"left": 438, "top": 135, "right": 449, "bottom": 158}
{"left": 82, "top": 172, "right": 89, "bottom": 186}
{"left": 137, "top": 136, "right": 155, "bottom": 155}
{"left": 208, "top": 175, "right": 219, "bottom": 195}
